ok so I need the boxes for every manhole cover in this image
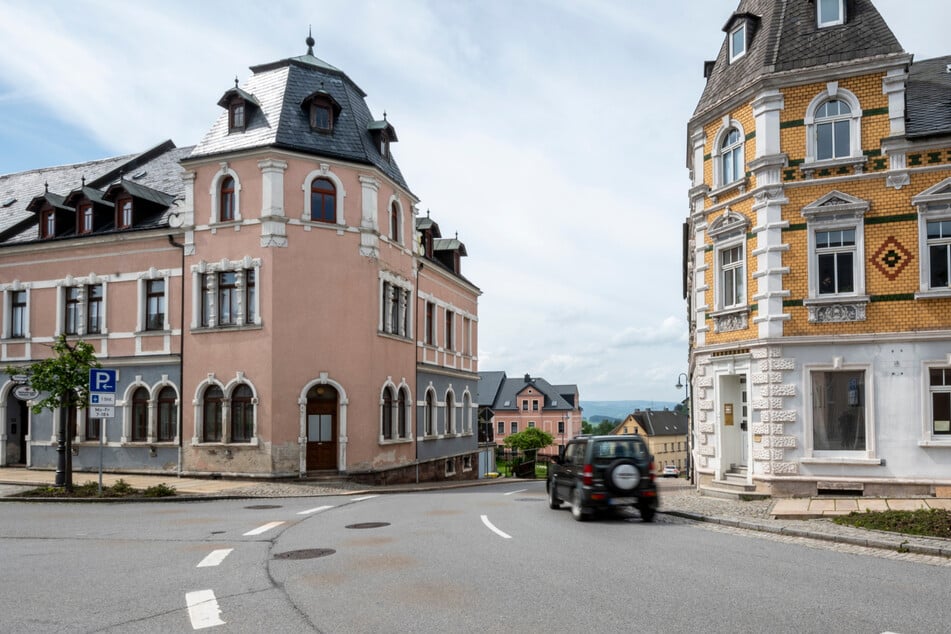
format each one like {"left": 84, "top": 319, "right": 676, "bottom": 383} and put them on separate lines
{"left": 273, "top": 548, "right": 336, "bottom": 560}
{"left": 244, "top": 505, "right": 282, "bottom": 510}
{"left": 345, "top": 522, "right": 390, "bottom": 529}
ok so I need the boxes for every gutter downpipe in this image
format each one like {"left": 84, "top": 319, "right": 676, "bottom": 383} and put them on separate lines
{"left": 168, "top": 234, "right": 185, "bottom": 478}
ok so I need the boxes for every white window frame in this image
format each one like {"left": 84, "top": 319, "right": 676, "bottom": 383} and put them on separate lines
{"left": 3, "top": 285, "right": 30, "bottom": 339}
{"left": 445, "top": 389, "right": 455, "bottom": 435}
{"left": 138, "top": 273, "right": 169, "bottom": 333}
{"left": 713, "top": 120, "right": 746, "bottom": 189}
{"left": 379, "top": 272, "right": 412, "bottom": 338}
{"left": 922, "top": 363, "right": 951, "bottom": 446}
{"left": 802, "top": 363, "right": 878, "bottom": 463}
{"left": 302, "top": 165, "right": 346, "bottom": 227}
{"left": 729, "top": 22, "right": 747, "bottom": 62}
{"left": 802, "top": 191, "right": 868, "bottom": 301}
{"left": 716, "top": 242, "right": 746, "bottom": 310}
{"left": 209, "top": 164, "right": 242, "bottom": 224}
{"left": 707, "top": 210, "right": 750, "bottom": 313}
{"left": 913, "top": 177, "right": 951, "bottom": 298}
{"left": 804, "top": 85, "right": 862, "bottom": 165}
{"left": 387, "top": 194, "right": 404, "bottom": 246}
{"left": 380, "top": 381, "right": 409, "bottom": 443}
{"left": 817, "top": 0, "right": 845, "bottom": 28}
{"left": 191, "top": 374, "right": 259, "bottom": 446}
{"left": 191, "top": 259, "right": 262, "bottom": 329}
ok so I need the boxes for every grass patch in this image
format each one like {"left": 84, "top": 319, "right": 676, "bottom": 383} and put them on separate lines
{"left": 13, "top": 478, "right": 177, "bottom": 499}
{"left": 832, "top": 508, "right": 951, "bottom": 539}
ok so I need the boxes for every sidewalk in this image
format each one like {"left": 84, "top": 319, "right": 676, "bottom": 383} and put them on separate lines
{"left": 1, "top": 468, "right": 949, "bottom": 559}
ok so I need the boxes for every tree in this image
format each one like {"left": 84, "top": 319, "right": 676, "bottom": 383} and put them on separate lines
{"left": 503, "top": 427, "right": 554, "bottom": 452}
{"left": 7, "top": 334, "right": 101, "bottom": 491}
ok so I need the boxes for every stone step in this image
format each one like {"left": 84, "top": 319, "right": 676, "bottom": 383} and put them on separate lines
{"left": 699, "top": 484, "right": 772, "bottom": 501}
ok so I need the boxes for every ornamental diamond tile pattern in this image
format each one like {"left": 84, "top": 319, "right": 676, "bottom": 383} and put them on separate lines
{"left": 872, "top": 236, "right": 913, "bottom": 281}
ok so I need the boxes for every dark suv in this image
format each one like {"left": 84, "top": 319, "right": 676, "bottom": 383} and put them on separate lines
{"left": 547, "top": 435, "right": 658, "bottom": 522}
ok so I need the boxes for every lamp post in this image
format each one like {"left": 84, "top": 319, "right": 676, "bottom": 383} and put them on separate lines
{"left": 675, "top": 372, "right": 692, "bottom": 483}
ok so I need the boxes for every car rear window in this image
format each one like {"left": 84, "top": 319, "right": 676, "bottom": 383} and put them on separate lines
{"left": 592, "top": 439, "right": 648, "bottom": 461}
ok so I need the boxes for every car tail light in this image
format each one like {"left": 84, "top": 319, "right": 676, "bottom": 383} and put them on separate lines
{"left": 648, "top": 461, "right": 656, "bottom": 483}
{"left": 583, "top": 464, "right": 594, "bottom": 486}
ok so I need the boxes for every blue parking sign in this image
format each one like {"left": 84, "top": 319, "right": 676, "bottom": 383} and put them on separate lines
{"left": 89, "top": 369, "right": 117, "bottom": 394}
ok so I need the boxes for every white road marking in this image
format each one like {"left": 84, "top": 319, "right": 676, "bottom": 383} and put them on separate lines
{"left": 196, "top": 549, "right": 233, "bottom": 568}
{"left": 297, "top": 505, "right": 334, "bottom": 516}
{"left": 185, "top": 589, "right": 225, "bottom": 629}
{"left": 480, "top": 514, "right": 512, "bottom": 539}
{"left": 351, "top": 495, "right": 379, "bottom": 501}
{"left": 243, "top": 521, "right": 284, "bottom": 536}
{"left": 504, "top": 489, "right": 527, "bottom": 496}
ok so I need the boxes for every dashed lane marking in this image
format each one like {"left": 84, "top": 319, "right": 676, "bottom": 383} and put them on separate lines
{"left": 351, "top": 495, "right": 379, "bottom": 502}
{"left": 243, "top": 521, "right": 285, "bottom": 536}
{"left": 297, "top": 505, "right": 334, "bottom": 516}
{"left": 504, "top": 489, "right": 527, "bottom": 496}
{"left": 481, "top": 515, "right": 512, "bottom": 539}
{"left": 185, "top": 589, "right": 225, "bottom": 630}
{"left": 196, "top": 549, "right": 233, "bottom": 568}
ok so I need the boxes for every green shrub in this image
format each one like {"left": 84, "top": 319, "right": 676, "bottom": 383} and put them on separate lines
{"left": 833, "top": 508, "right": 951, "bottom": 539}
{"left": 142, "top": 483, "right": 177, "bottom": 497}
{"left": 110, "top": 479, "right": 134, "bottom": 495}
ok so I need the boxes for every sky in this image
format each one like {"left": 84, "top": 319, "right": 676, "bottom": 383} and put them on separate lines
{"left": 0, "top": 0, "right": 947, "bottom": 402}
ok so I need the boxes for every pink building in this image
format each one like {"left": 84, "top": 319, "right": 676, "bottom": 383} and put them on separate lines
{"left": 0, "top": 37, "right": 480, "bottom": 483}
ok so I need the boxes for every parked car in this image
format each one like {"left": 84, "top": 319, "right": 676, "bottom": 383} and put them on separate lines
{"left": 547, "top": 434, "right": 658, "bottom": 522}
{"left": 662, "top": 465, "right": 680, "bottom": 478}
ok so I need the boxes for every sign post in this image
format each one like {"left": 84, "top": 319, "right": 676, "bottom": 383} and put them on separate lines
{"left": 89, "top": 369, "right": 117, "bottom": 495}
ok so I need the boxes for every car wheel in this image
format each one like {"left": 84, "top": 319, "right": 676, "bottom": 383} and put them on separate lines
{"left": 571, "top": 487, "right": 588, "bottom": 522}
{"left": 639, "top": 505, "right": 656, "bottom": 523}
{"left": 605, "top": 459, "right": 640, "bottom": 493}
{"left": 548, "top": 480, "right": 561, "bottom": 509}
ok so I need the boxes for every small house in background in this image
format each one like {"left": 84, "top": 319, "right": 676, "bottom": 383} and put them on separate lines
{"left": 477, "top": 371, "right": 583, "bottom": 454}
{"left": 613, "top": 409, "right": 688, "bottom": 473}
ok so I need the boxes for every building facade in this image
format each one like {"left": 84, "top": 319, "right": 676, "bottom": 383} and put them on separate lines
{"left": 478, "top": 372, "right": 582, "bottom": 454}
{"left": 0, "top": 38, "right": 480, "bottom": 483}
{"left": 613, "top": 409, "right": 688, "bottom": 473}
{"left": 685, "top": 0, "right": 951, "bottom": 497}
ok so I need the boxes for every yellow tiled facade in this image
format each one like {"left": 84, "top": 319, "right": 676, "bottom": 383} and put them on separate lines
{"left": 685, "top": 1, "right": 951, "bottom": 497}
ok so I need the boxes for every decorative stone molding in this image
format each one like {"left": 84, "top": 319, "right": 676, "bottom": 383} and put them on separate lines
{"left": 711, "top": 308, "right": 749, "bottom": 333}
{"left": 807, "top": 301, "right": 867, "bottom": 323}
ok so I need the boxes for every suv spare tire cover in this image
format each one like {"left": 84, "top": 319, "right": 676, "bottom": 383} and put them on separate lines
{"left": 606, "top": 460, "right": 640, "bottom": 492}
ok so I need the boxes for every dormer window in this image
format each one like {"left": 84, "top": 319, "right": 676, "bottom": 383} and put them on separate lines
{"left": 301, "top": 89, "right": 341, "bottom": 133}
{"left": 729, "top": 22, "right": 747, "bottom": 62}
{"left": 229, "top": 102, "right": 245, "bottom": 131}
{"left": 817, "top": 0, "right": 845, "bottom": 27}
{"left": 116, "top": 197, "right": 133, "bottom": 229}
{"left": 42, "top": 208, "right": 55, "bottom": 239}
{"left": 79, "top": 203, "right": 94, "bottom": 234}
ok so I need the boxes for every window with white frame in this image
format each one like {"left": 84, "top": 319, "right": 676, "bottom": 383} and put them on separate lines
{"left": 913, "top": 178, "right": 951, "bottom": 296}
{"left": 816, "top": 229, "right": 855, "bottom": 295}
{"left": 926, "top": 220, "right": 951, "bottom": 290}
{"left": 729, "top": 22, "right": 746, "bottom": 62}
{"left": 62, "top": 283, "right": 104, "bottom": 336}
{"left": 462, "top": 392, "right": 472, "bottom": 433}
{"left": 809, "top": 369, "right": 867, "bottom": 452}
{"left": 802, "top": 191, "right": 868, "bottom": 304}
{"left": 382, "top": 385, "right": 395, "bottom": 440}
{"left": 805, "top": 87, "right": 861, "bottom": 165}
{"left": 197, "top": 382, "right": 255, "bottom": 444}
{"left": 8, "top": 289, "right": 27, "bottom": 338}
{"left": 718, "top": 244, "right": 745, "bottom": 308}
{"left": 817, "top": 0, "right": 845, "bottom": 27}
{"left": 196, "top": 262, "right": 260, "bottom": 329}
{"left": 720, "top": 128, "right": 744, "bottom": 186}
{"left": 511, "top": 421, "right": 518, "bottom": 434}
{"left": 497, "top": 420, "right": 504, "bottom": 435}
{"left": 929, "top": 368, "right": 951, "bottom": 436}
{"left": 424, "top": 390, "right": 436, "bottom": 436}
{"left": 445, "top": 391, "right": 455, "bottom": 434}
{"left": 144, "top": 279, "right": 165, "bottom": 331}
{"left": 210, "top": 169, "right": 241, "bottom": 224}
{"left": 380, "top": 278, "right": 410, "bottom": 337}
{"left": 157, "top": 386, "right": 178, "bottom": 442}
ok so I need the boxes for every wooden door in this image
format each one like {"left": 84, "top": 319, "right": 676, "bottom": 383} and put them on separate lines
{"left": 306, "top": 386, "right": 338, "bottom": 471}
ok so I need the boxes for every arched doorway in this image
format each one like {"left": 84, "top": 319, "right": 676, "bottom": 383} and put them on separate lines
{"left": 306, "top": 384, "right": 338, "bottom": 471}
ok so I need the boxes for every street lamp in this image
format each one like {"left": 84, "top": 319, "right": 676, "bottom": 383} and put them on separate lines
{"left": 675, "top": 372, "right": 692, "bottom": 483}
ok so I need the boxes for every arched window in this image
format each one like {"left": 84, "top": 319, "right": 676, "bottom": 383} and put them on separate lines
{"left": 131, "top": 387, "right": 149, "bottom": 442}
{"left": 445, "top": 391, "right": 455, "bottom": 435}
{"left": 397, "top": 387, "right": 408, "bottom": 438}
{"left": 311, "top": 178, "right": 336, "bottom": 223}
{"left": 202, "top": 386, "right": 223, "bottom": 443}
{"left": 157, "top": 386, "right": 177, "bottom": 442}
{"left": 462, "top": 393, "right": 472, "bottom": 433}
{"left": 424, "top": 391, "right": 436, "bottom": 436}
{"left": 389, "top": 201, "right": 400, "bottom": 243}
{"left": 231, "top": 384, "right": 254, "bottom": 443}
{"left": 815, "top": 99, "right": 851, "bottom": 161}
{"left": 720, "top": 128, "right": 744, "bottom": 185}
{"left": 382, "top": 386, "right": 394, "bottom": 440}
{"left": 220, "top": 177, "right": 235, "bottom": 222}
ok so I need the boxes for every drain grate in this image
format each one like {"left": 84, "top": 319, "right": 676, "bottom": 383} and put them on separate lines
{"left": 345, "top": 522, "right": 390, "bottom": 529}
{"left": 273, "top": 548, "right": 336, "bottom": 560}
{"left": 244, "top": 505, "right": 282, "bottom": 510}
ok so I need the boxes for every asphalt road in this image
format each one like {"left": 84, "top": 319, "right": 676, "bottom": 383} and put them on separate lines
{"left": 1, "top": 480, "right": 949, "bottom": 633}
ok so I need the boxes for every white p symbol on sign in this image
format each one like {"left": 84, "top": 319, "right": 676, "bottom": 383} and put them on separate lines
{"left": 90, "top": 369, "right": 116, "bottom": 393}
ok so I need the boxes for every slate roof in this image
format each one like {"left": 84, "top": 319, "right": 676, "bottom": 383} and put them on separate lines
{"left": 694, "top": 0, "right": 905, "bottom": 120}
{"left": 0, "top": 141, "right": 192, "bottom": 245}
{"left": 478, "top": 371, "right": 580, "bottom": 413}
{"left": 906, "top": 56, "right": 951, "bottom": 138}
{"left": 624, "top": 409, "right": 687, "bottom": 437}
{"left": 189, "top": 43, "right": 409, "bottom": 191}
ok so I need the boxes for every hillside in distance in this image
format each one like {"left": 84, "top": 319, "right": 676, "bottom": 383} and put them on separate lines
{"left": 581, "top": 400, "right": 679, "bottom": 422}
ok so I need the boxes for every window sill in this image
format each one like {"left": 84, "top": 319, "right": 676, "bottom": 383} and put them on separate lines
{"left": 914, "top": 289, "right": 951, "bottom": 300}
{"left": 800, "top": 156, "right": 867, "bottom": 178}
{"left": 801, "top": 456, "right": 882, "bottom": 466}
{"left": 192, "top": 323, "right": 263, "bottom": 334}
{"left": 918, "top": 440, "right": 951, "bottom": 447}
{"left": 709, "top": 178, "right": 748, "bottom": 202}
{"left": 379, "top": 437, "right": 413, "bottom": 445}
{"left": 191, "top": 440, "right": 259, "bottom": 447}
